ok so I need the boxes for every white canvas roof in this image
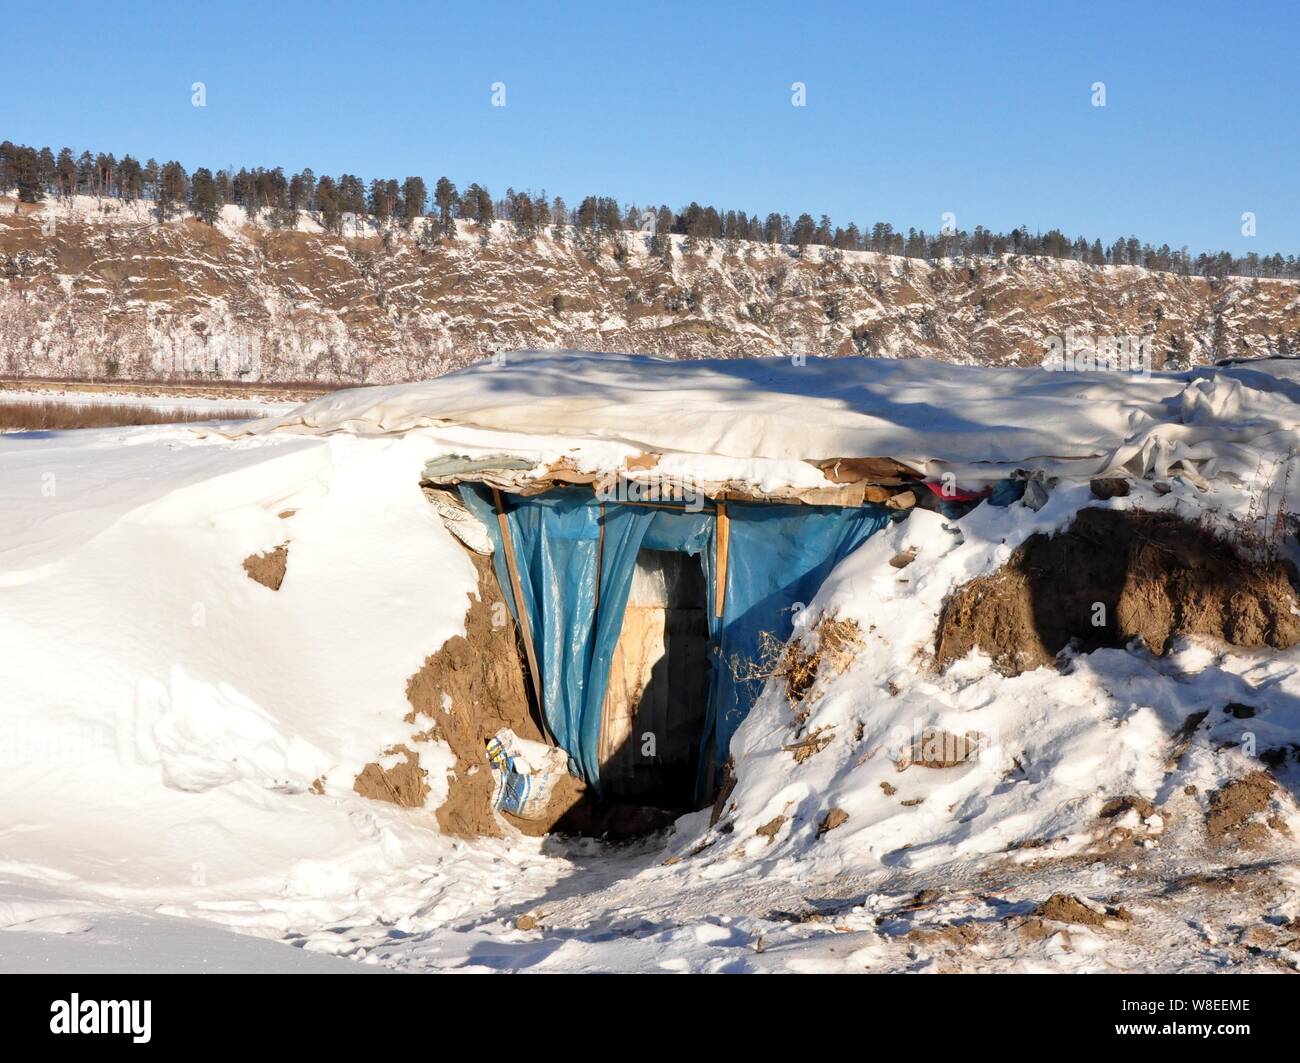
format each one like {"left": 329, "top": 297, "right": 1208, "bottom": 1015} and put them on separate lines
{"left": 233, "top": 351, "right": 1300, "bottom": 493}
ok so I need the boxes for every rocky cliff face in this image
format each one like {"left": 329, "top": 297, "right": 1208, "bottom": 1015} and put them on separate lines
{"left": 3, "top": 196, "right": 1299, "bottom": 382}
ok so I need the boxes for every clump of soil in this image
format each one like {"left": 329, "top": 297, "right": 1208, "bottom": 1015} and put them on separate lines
{"left": 1100, "top": 795, "right": 1156, "bottom": 819}
{"left": 401, "top": 551, "right": 587, "bottom": 837}
{"left": 353, "top": 746, "right": 429, "bottom": 807}
{"left": 1036, "top": 893, "right": 1132, "bottom": 928}
{"left": 817, "top": 807, "right": 849, "bottom": 837}
{"left": 755, "top": 815, "right": 786, "bottom": 844}
{"left": 1206, "top": 771, "right": 1280, "bottom": 847}
{"left": 898, "top": 729, "right": 982, "bottom": 770}
{"left": 936, "top": 509, "right": 1300, "bottom": 675}
{"left": 1089, "top": 477, "right": 1130, "bottom": 499}
{"left": 243, "top": 543, "right": 289, "bottom": 590}
{"left": 905, "top": 923, "right": 981, "bottom": 950}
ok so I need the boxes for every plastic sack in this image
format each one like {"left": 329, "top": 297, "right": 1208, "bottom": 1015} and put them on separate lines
{"left": 486, "top": 728, "right": 570, "bottom": 820}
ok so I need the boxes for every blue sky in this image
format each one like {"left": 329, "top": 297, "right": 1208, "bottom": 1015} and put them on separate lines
{"left": 4, "top": 0, "right": 1296, "bottom": 255}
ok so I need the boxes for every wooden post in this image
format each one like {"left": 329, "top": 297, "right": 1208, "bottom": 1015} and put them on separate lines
{"left": 491, "top": 487, "right": 554, "bottom": 745}
{"left": 594, "top": 502, "right": 605, "bottom": 614}
{"left": 715, "top": 495, "right": 729, "bottom": 619}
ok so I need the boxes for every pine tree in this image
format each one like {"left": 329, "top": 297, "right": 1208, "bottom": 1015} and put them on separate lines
{"left": 37, "top": 147, "right": 55, "bottom": 192}
{"left": 76, "top": 150, "right": 94, "bottom": 196}
{"left": 550, "top": 196, "right": 567, "bottom": 242}
{"left": 189, "top": 167, "right": 220, "bottom": 224}
{"left": 156, "top": 161, "right": 188, "bottom": 222}
{"left": 336, "top": 174, "right": 366, "bottom": 234}
{"left": 117, "top": 156, "right": 143, "bottom": 202}
{"left": 792, "top": 213, "right": 816, "bottom": 256}
{"left": 401, "top": 176, "right": 426, "bottom": 227}
{"left": 458, "top": 183, "right": 481, "bottom": 222}
{"left": 13, "top": 145, "right": 43, "bottom": 203}
{"left": 651, "top": 205, "right": 674, "bottom": 261}
{"left": 315, "top": 175, "right": 341, "bottom": 234}
{"left": 368, "top": 178, "right": 392, "bottom": 226}
{"left": 433, "top": 177, "right": 458, "bottom": 237}
{"left": 55, "top": 148, "right": 77, "bottom": 199}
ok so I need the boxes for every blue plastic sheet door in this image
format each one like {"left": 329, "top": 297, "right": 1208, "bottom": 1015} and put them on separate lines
{"left": 458, "top": 485, "right": 889, "bottom": 804}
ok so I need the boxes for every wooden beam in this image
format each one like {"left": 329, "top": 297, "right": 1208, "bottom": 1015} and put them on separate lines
{"left": 715, "top": 496, "right": 729, "bottom": 619}
{"left": 594, "top": 502, "right": 605, "bottom": 614}
{"left": 490, "top": 487, "right": 554, "bottom": 745}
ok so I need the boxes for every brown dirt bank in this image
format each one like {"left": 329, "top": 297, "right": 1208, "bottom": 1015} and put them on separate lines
{"left": 361, "top": 549, "right": 676, "bottom": 838}
{"left": 936, "top": 508, "right": 1300, "bottom": 675}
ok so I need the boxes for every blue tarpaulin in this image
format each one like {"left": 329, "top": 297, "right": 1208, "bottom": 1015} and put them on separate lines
{"left": 458, "top": 485, "right": 889, "bottom": 801}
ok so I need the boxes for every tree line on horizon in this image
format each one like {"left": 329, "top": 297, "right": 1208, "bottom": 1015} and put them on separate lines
{"left": 1, "top": 138, "right": 1296, "bottom": 282}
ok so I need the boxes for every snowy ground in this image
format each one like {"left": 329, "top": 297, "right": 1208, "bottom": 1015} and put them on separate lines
{"left": 2, "top": 360, "right": 1299, "bottom": 973}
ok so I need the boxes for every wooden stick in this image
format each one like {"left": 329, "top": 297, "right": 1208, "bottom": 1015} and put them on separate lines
{"left": 715, "top": 495, "right": 729, "bottom": 619}
{"left": 594, "top": 502, "right": 605, "bottom": 614}
{"left": 491, "top": 487, "right": 554, "bottom": 745}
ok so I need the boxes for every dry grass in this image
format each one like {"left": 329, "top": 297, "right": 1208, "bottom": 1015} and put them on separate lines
{"left": 0, "top": 374, "right": 348, "bottom": 396}
{"left": 0, "top": 400, "right": 264, "bottom": 431}
{"left": 730, "top": 616, "right": 864, "bottom": 724}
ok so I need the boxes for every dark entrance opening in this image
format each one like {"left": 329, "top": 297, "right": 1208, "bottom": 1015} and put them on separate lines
{"left": 598, "top": 548, "right": 712, "bottom": 810}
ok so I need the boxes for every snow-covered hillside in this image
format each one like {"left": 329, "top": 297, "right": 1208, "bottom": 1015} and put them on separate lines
{"left": 4, "top": 194, "right": 1300, "bottom": 383}
{"left": 2, "top": 354, "right": 1299, "bottom": 972}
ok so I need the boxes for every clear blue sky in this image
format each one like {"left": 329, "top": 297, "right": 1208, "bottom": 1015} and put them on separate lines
{"left": 4, "top": 0, "right": 1296, "bottom": 255}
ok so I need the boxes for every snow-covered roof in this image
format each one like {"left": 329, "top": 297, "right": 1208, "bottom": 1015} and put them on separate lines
{"left": 236, "top": 351, "right": 1300, "bottom": 496}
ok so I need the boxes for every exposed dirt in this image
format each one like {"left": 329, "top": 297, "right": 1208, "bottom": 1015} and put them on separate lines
{"left": 401, "top": 550, "right": 584, "bottom": 837}
{"left": 899, "top": 729, "right": 983, "bottom": 770}
{"left": 352, "top": 746, "right": 430, "bottom": 808}
{"left": 936, "top": 509, "right": 1300, "bottom": 675}
{"left": 1205, "top": 771, "right": 1280, "bottom": 847}
{"left": 242, "top": 543, "right": 288, "bottom": 591}
{"left": 1036, "top": 893, "right": 1133, "bottom": 928}
{"left": 391, "top": 548, "right": 682, "bottom": 839}
{"left": 905, "top": 922, "right": 982, "bottom": 950}
{"left": 1089, "top": 477, "right": 1131, "bottom": 500}
{"left": 817, "top": 807, "right": 850, "bottom": 837}
{"left": 755, "top": 815, "right": 786, "bottom": 844}
{"left": 1099, "top": 795, "right": 1157, "bottom": 819}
